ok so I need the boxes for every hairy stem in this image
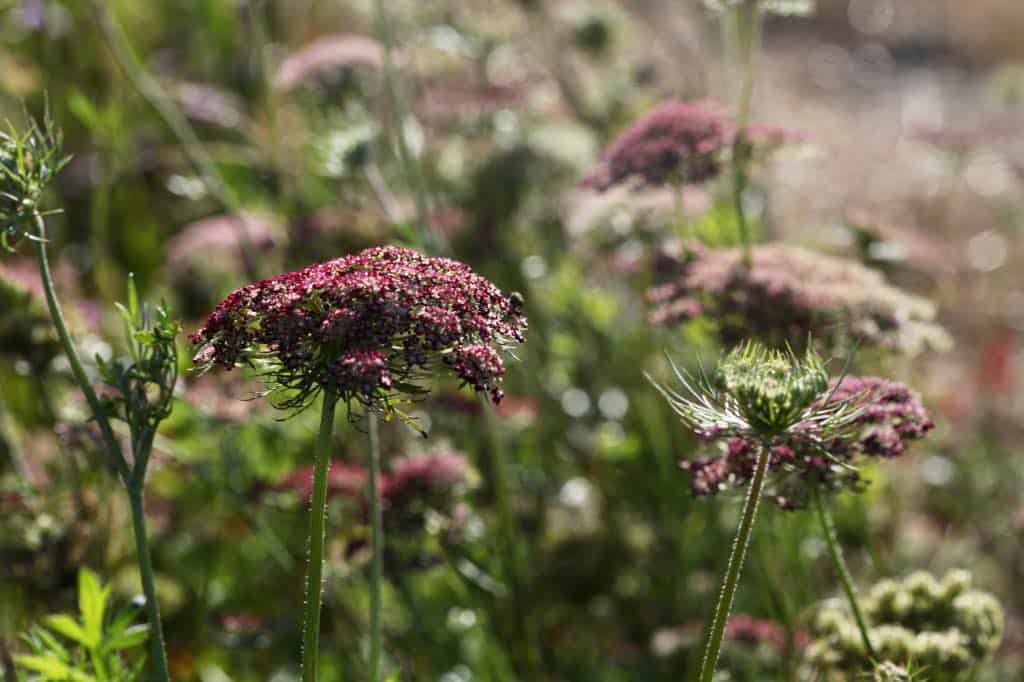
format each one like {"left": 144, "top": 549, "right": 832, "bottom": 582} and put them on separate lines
{"left": 699, "top": 441, "right": 771, "bottom": 682}
{"left": 128, "top": 487, "right": 170, "bottom": 682}
{"left": 367, "top": 411, "right": 383, "bottom": 680}
{"left": 31, "top": 212, "right": 128, "bottom": 481}
{"left": 813, "top": 486, "right": 877, "bottom": 659}
{"left": 301, "top": 392, "right": 339, "bottom": 682}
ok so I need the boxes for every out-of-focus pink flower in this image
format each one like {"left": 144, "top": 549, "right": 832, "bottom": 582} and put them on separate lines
{"left": 582, "top": 99, "right": 732, "bottom": 191}
{"left": 978, "top": 330, "right": 1016, "bottom": 396}
{"left": 648, "top": 243, "right": 950, "bottom": 355}
{"left": 166, "top": 213, "right": 279, "bottom": 274}
{"left": 383, "top": 452, "right": 469, "bottom": 506}
{"left": 217, "top": 612, "right": 268, "bottom": 634}
{"left": 273, "top": 462, "right": 371, "bottom": 502}
{"left": 174, "top": 82, "right": 245, "bottom": 130}
{"left": 274, "top": 34, "right": 383, "bottom": 91}
{"left": 417, "top": 78, "right": 527, "bottom": 127}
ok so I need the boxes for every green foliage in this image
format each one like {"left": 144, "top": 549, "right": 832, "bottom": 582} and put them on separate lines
{"left": 0, "top": 112, "right": 68, "bottom": 248}
{"left": 96, "top": 275, "right": 180, "bottom": 452}
{"left": 15, "top": 568, "right": 149, "bottom": 682}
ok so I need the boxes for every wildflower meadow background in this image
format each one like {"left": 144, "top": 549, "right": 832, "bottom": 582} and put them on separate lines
{"left": 0, "top": 1, "right": 1023, "bottom": 680}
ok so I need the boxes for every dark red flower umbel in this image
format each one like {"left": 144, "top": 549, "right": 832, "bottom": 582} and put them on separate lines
{"left": 681, "top": 375, "right": 933, "bottom": 509}
{"left": 581, "top": 99, "right": 732, "bottom": 191}
{"left": 191, "top": 246, "right": 527, "bottom": 412}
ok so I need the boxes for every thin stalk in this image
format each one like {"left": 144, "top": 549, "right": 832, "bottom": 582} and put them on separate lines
{"left": 92, "top": 1, "right": 261, "bottom": 281}
{"left": 30, "top": 212, "right": 128, "bottom": 482}
{"left": 0, "top": 383, "right": 20, "bottom": 477}
{"left": 367, "top": 411, "right": 383, "bottom": 681}
{"left": 481, "top": 400, "right": 541, "bottom": 675}
{"left": 128, "top": 487, "right": 170, "bottom": 681}
{"left": 301, "top": 391, "right": 339, "bottom": 682}
{"left": 726, "top": 0, "right": 762, "bottom": 268}
{"left": 372, "top": 0, "right": 435, "bottom": 252}
{"left": 698, "top": 440, "right": 771, "bottom": 682}
{"left": 813, "top": 486, "right": 877, "bottom": 659}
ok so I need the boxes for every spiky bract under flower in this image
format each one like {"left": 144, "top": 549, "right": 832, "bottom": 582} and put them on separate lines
{"left": 681, "top": 375, "right": 933, "bottom": 509}
{"left": 581, "top": 99, "right": 731, "bottom": 191}
{"left": 809, "top": 570, "right": 1004, "bottom": 680}
{"left": 190, "top": 246, "right": 527, "bottom": 414}
{"left": 648, "top": 341, "right": 852, "bottom": 446}
{"left": 648, "top": 244, "right": 951, "bottom": 355}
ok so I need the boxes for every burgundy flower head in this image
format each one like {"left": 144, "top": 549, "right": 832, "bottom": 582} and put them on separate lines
{"left": 190, "top": 245, "right": 527, "bottom": 413}
{"left": 681, "top": 375, "right": 933, "bottom": 509}
{"left": 581, "top": 99, "right": 732, "bottom": 191}
{"left": 383, "top": 452, "right": 469, "bottom": 507}
{"left": 648, "top": 244, "right": 950, "bottom": 355}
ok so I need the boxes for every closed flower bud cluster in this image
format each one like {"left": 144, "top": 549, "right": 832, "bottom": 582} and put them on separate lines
{"left": 648, "top": 244, "right": 950, "bottom": 356}
{"left": 809, "top": 570, "right": 1004, "bottom": 679}
{"left": 713, "top": 342, "right": 829, "bottom": 436}
{"left": 191, "top": 245, "right": 527, "bottom": 412}
{"left": 0, "top": 117, "right": 67, "bottom": 242}
{"left": 681, "top": 375, "right": 933, "bottom": 509}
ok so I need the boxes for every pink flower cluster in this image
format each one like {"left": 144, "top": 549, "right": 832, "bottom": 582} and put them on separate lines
{"left": 272, "top": 452, "right": 469, "bottom": 517}
{"left": 581, "top": 100, "right": 731, "bottom": 191}
{"left": 648, "top": 243, "right": 949, "bottom": 355}
{"left": 681, "top": 376, "right": 933, "bottom": 509}
{"left": 191, "top": 246, "right": 527, "bottom": 410}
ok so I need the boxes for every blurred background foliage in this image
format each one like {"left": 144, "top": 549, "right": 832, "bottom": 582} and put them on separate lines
{"left": 0, "top": 0, "right": 1023, "bottom": 679}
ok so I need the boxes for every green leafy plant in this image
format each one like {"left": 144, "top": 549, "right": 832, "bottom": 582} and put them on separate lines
{"left": 1, "top": 115, "right": 179, "bottom": 682}
{"left": 15, "top": 568, "right": 149, "bottom": 682}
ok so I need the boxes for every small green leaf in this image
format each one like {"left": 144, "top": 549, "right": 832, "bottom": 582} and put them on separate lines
{"left": 103, "top": 624, "right": 149, "bottom": 652}
{"left": 78, "top": 568, "right": 109, "bottom": 647}
{"left": 67, "top": 92, "right": 100, "bottom": 131}
{"left": 127, "top": 273, "right": 139, "bottom": 320}
{"left": 44, "top": 614, "right": 91, "bottom": 647}
{"left": 14, "top": 653, "right": 97, "bottom": 681}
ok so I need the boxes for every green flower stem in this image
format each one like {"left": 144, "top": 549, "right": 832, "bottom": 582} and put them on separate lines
{"left": 301, "top": 391, "right": 339, "bottom": 682}
{"left": 127, "top": 488, "right": 169, "bottom": 682}
{"left": 699, "top": 440, "right": 771, "bottom": 682}
{"left": 32, "top": 211, "right": 171, "bottom": 682}
{"left": 726, "top": 0, "right": 762, "bottom": 268}
{"left": 31, "top": 213, "right": 128, "bottom": 482}
{"left": 367, "top": 410, "right": 383, "bottom": 681}
{"left": 813, "top": 486, "right": 877, "bottom": 660}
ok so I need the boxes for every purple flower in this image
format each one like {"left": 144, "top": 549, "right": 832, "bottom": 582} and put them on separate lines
{"left": 649, "top": 243, "right": 950, "bottom": 355}
{"left": 190, "top": 245, "right": 527, "bottom": 412}
{"left": 680, "top": 375, "right": 933, "bottom": 509}
{"left": 274, "top": 34, "right": 383, "bottom": 91}
{"left": 383, "top": 452, "right": 469, "bottom": 508}
{"left": 581, "top": 99, "right": 733, "bottom": 191}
